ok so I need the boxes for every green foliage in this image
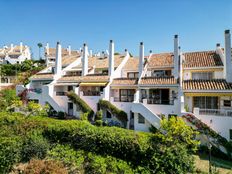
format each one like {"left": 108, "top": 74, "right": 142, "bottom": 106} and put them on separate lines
{"left": 0, "top": 89, "right": 21, "bottom": 111}
{"left": 80, "top": 112, "right": 89, "bottom": 121}
{"left": 21, "top": 131, "right": 50, "bottom": 162}
{"left": 95, "top": 110, "right": 103, "bottom": 126}
{"left": 98, "top": 99, "right": 128, "bottom": 127}
{"left": 0, "top": 137, "right": 22, "bottom": 173}
{"left": 57, "top": 111, "right": 65, "bottom": 119}
{"left": 25, "top": 101, "right": 49, "bottom": 117}
{"left": 67, "top": 91, "right": 94, "bottom": 119}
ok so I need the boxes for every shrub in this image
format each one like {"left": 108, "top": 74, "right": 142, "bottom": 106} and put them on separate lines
{"left": 21, "top": 131, "right": 50, "bottom": 162}
{"left": 22, "top": 159, "right": 68, "bottom": 174}
{"left": 67, "top": 91, "right": 94, "bottom": 119}
{"left": 98, "top": 99, "right": 127, "bottom": 127}
{"left": 0, "top": 137, "right": 22, "bottom": 173}
{"left": 95, "top": 110, "right": 103, "bottom": 126}
{"left": 57, "top": 111, "right": 65, "bottom": 119}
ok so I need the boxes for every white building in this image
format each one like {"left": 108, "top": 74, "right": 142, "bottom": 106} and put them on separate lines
{"left": 0, "top": 42, "right": 31, "bottom": 64}
{"left": 16, "top": 30, "right": 232, "bottom": 141}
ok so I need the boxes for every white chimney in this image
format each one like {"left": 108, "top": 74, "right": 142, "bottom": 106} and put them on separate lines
{"left": 82, "top": 43, "right": 88, "bottom": 76}
{"left": 124, "top": 49, "right": 128, "bottom": 57}
{"left": 139, "top": 42, "right": 144, "bottom": 78}
{"left": 109, "top": 40, "right": 114, "bottom": 76}
{"left": 68, "top": 45, "right": 71, "bottom": 55}
{"left": 46, "top": 42, "right": 49, "bottom": 55}
{"left": 55, "top": 42, "right": 62, "bottom": 75}
{"left": 10, "top": 43, "right": 14, "bottom": 50}
{"left": 20, "top": 42, "right": 23, "bottom": 53}
{"left": 173, "top": 35, "right": 179, "bottom": 78}
{"left": 89, "top": 50, "right": 93, "bottom": 57}
{"left": 224, "top": 30, "right": 232, "bottom": 82}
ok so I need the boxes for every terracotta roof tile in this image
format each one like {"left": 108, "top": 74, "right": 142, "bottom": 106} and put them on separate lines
{"left": 73, "top": 55, "right": 125, "bottom": 69}
{"left": 57, "top": 74, "right": 109, "bottom": 83}
{"left": 122, "top": 57, "right": 139, "bottom": 71}
{"left": 45, "top": 48, "right": 79, "bottom": 57}
{"left": 147, "top": 53, "right": 174, "bottom": 68}
{"left": 140, "top": 77, "right": 178, "bottom": 85}
{"left": 183, "top": 51, "right": 223, "bottom": 68}
{"left": 111, "top": 78, "right": 138, "bottom": 86}
{"left": 30, "top": 73, "right": 54, "bottom": 80}
{"left": 183, "top": 79, "right": 232, "bottom": 90}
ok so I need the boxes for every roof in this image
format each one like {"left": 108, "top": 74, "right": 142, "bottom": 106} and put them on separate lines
{"left": 30, "top": 73, "right": 54, "bottom": 80}
{"left": 147, "top": 53, "right": 174, "bottom": 69}
{"left": 62, "top": 54, "right": 80, "bottom": 66}
{"left": 45, "top": 48, "right": 79, "bottom": 57}
{"left": 73, "top": 55, "right": 125, "bottom": 69}
{"left": 183, "top": 51, "right": 223, "bottom": 68}
{"left": 183, "top": 79, "right": 232, "bottom": 90}
{"left": 140, "top": 77, "right": 178, "bottom": 85}
{"left": 122, "top": 57, "right": 139, "bottom": 71}
{"left": 57, "top": 74, "right": 109, "bottom": 83}
{"left": 111, "top": 78, "right": 138, "bottom": 86}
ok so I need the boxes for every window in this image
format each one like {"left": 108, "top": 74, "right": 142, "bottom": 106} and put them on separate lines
{"left": 153, "top": 70, "right": 171, "bottom": 77}
{"left": 120, "top": 89, "right": 135, "bottom": 102}
{"left": 68, "top": 86, "right": 73, "bottom": 91}
{"left": 193, "top": 96, "right": 218, "bottom": 109}
{"left": 192, "top": 72, "right": 213, "bottom": 80}
{"left": 224, "top": 100, "right": 231, "bottom": 107}
{"left": 127, "top": 72, "right": 139, "bottom": 78}
{"left": 230, "top": 129, "right": 232, "bottom": 140}
{"left": 138, "top": 113, "right": 145, "bottom": 124}
{"left": 102, "top": 70, "right": 108, "bottom": 74}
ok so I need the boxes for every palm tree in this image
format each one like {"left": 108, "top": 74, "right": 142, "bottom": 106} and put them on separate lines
{"left": 37, "top": 43, "right": 43, "bottom": 60}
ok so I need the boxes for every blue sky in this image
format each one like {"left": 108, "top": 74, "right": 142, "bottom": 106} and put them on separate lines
{"left": 0, "top": 0, "right": 231, "bottom": 59}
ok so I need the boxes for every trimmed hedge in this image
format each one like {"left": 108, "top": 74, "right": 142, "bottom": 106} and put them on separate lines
{"left": 67, "top": 91, "right": 94, "bottom": 119}
{"left": 98, "top": 99, "right": 128, "bottom": 125}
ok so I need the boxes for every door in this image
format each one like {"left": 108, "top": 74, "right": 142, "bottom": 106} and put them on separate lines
{"left": 161, "top": 89, "right": 169, "bottom": 104}
{"left": 68, "top": 102, "right": 73, "bottom": 116}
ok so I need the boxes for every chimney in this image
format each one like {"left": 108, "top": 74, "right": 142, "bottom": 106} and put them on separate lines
{"left": 139, "top": 42, "right": 144, "bottom": 78}
{"left": 124, "top": 49, "right": 128, "bottom": 56}
{"left": 46, "top": 43, "right": 49, "bottom": 55}
{"left": 10, "top": 43, "right": 14, "bottom": 50}
{"left": 55, "top": 42, "right": 62, "bottom": 75}
{"left": 82, "top": 43, "right": 88, "bottom": 76}
{"left": 224, "top": 30, "right": 232, "bottom": 82}
{"left": 109, "top": 40, "right": 114, "bottom": 76}
{"left": 89, "top": 50, "right": 93, "bottom": 57}
{"left": 20, "top": 42, "right": 23, "bottom": 53}
{"left": 67, "top": 45, "right": 71, "bottom": 55}
{"left": 173, "top": 35, "right": 179, "bottom": 78}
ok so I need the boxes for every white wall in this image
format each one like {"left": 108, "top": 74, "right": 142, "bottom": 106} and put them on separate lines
{"left": 134, "top": 113, "right": 151, "bottom": 132}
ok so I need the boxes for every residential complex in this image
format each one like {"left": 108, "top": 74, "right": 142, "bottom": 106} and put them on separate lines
{"left": 16, "top": 30, "right": 232, "bottom": 140}
{"left": 0, "top": 42, "right": 31, "bottom": 64}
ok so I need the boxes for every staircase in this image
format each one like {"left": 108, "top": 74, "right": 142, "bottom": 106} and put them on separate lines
{"left": 131, "top": 103, "right": 161, "bottom": 129}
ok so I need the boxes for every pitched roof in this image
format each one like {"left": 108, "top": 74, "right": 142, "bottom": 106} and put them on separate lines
{"left": 140, "top": 77, "right": 178, "bottom": 85}
{"left": 122, "top": 57, "right": 139, "bottom": 71}
{"left": 30, "top": 73, "right": 54, "bottom": 80}
{"left": 73, "top": 55, "right": 125, "bottom": 69}
{"left": 111, "top": 78, "right": 138, "bottom": 86}
{"left": 147, "top": 53, "right": 174, "bottom": 68}
{"left": 57, "top": 74, "right": 109, "bottom": 83}
{"left": 62, "top": 54, "right": 80, "bottom": 66}
{"left": 45, "top": 48, "right": 79, "bottom": 57}
{"left": 182, "top": 79, "right": 232, "bottom": 90}
{"left": 183, "top": 51, "right": 223, "bottom": 68}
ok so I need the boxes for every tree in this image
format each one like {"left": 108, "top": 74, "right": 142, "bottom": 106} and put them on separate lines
{"left": 37, "top": 43, "right": 43, "bottom": 60}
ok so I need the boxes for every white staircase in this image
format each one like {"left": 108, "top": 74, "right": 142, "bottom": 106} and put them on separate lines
{"left": 131, "top": 103, "right": 161, "bottom": 129}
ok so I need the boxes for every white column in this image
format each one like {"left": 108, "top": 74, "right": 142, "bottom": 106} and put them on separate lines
{"left": 68, "top": 45, "right": 71, "bottom": 55}
{"left": 173, "top": 35, "right": 179, "bottom": 78}
{"left": 224, "top": 30, "right": 232, "bottom": 82}
{"left": 139, "top": 42, "right": 144, "bottom": 78}
{"left": 109, "top": 40, "right": 114, "bottom": 76}
{"left": 54, "top": 42, "right": 62, "bottom": 75}
{"left": 82, "top": 43, "right": 88, "bottom": 76}
{"left": 46, "top": 43, "right": 49, "bottom": 55}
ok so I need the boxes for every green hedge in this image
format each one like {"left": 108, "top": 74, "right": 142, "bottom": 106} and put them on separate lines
{"left": 98, "top": 99, "right": 128, "bottom": 125}
{"left": 67, "top": 91, "right": 94, "bottom": 119}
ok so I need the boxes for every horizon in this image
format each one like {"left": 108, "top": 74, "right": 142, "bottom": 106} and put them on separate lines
{"left": 0, "top": 0, "right": 231, "bottom": 59}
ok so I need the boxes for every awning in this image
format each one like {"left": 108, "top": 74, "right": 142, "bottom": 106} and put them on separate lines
{"left": 185, "top": 93, "right": 232, "bottom": 97}
{"left": 80, "top": 82, "right": 107, "bottom": 86}
{"left": 54, "top": 83, "right": 79, "bottom": 86}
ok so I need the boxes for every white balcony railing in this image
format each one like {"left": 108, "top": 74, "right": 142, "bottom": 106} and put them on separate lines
{"left": 198, "top": 108, "right": 232, "bottom": 117}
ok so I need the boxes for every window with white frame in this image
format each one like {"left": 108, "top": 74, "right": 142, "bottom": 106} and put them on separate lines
{"left": 192, "top": 72, "right": 213, "bottom": 80}
{"left": 224, "top": 100, "right": 231, "bottom": 107}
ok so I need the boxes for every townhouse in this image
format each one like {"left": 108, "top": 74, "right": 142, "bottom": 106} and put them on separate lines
{"left": 0, "top": 42, "right": 31, "bottom": 64}
{"left": 16, "top": 30, "right": 232, "bottom": 140}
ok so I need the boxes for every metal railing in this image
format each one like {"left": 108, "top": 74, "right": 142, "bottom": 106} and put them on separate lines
{"left": 83, "top": 91, "right": 101, "bottom": 96}
{"left": 147, "top": 98, "right": 174, "bottom": 105}
{"left": 199, "top": 108, "right": 232, "bottom": 117}
{"left": 56, "top": 91, "right": 67, "bottom": 96}
{"left": 28, "top": 88, "right": 42, "bottom": 94}
{"left": 114, "top": 96, "right": 134, "bottom": 102}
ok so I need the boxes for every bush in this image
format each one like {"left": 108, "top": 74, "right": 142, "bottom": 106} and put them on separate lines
{"left": 0, "top": 137, "right": 22, "bottom": 173}
{"left": 98, "top": 99, "right": 127, "bottom": 127}
{"left": 95, "top": 110, "right": 103, "bottom": 126}
{"left": 57, "top": 111, "right": 65, "bottom": 119}
{"left": 21, "top": 132, "right": 50, "bottom": 162}
{"left": 67, "top": 91, "right": 94, "bottom": 119}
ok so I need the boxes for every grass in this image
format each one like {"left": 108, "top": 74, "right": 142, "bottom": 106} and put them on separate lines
{"left": 194, "top": 154, "right": 232, "bottom": 174}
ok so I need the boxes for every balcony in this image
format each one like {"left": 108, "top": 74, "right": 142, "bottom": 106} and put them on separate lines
{"left": 28, "top": 88, "right": 42, "bottom": 94}
{"left": 198, "top": 108, "right": 232, "bottom": 117}
{"left": 56, "top": 91, "right": 67, "bottom": 96}
{"left": 82, "top": 91, "right": 101, "bottom": 96}
{"left": 146, "top": 98, "right": 174, "bottom": 105}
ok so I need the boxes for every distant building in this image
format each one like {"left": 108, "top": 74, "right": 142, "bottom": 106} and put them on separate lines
{"left": 0, "top": 42, "right": 31, "bottom": 64}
